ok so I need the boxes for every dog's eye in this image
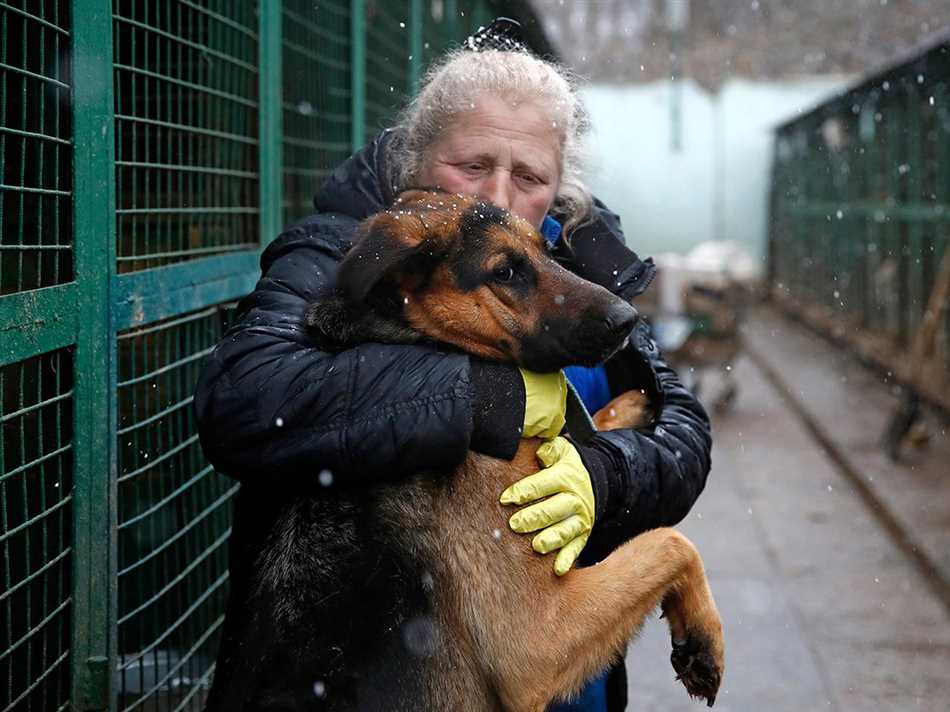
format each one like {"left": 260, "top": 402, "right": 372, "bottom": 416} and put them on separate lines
{"left": 493, "top": 265, "right": 516, "bottom": 283}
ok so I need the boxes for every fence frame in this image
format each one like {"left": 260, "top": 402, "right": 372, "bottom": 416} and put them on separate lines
{"left": 70, "top": 4, "right": 118, "bottom": 709}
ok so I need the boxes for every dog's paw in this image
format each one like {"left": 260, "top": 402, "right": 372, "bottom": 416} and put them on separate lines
{"left": 670, "top": 631, "right": 723, "bottom": 707}
{"left": 591, "top": 390, "right": 653, "bottom": 431}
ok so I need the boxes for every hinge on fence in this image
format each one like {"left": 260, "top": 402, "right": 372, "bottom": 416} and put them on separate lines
{"left": 81, "top": 656, "right": 111, "bottom": 711}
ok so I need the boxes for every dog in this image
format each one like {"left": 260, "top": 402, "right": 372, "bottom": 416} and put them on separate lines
{"left": 205, "top": 190, "right": 723, "bottom": 712}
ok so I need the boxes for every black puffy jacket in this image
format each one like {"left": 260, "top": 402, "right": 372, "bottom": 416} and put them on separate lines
{"left": 194, "top": 130, "right": 712, "bottom": 711}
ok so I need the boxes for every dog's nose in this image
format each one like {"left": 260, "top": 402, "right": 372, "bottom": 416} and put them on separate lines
{"left": 604, "top": 301, "right": 638, "bottom": 336}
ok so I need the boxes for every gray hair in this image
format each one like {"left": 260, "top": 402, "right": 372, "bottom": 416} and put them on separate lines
{"left": 389, "top": 49, "right": 593, "bottom": 236}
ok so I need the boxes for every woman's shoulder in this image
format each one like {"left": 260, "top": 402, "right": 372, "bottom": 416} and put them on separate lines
{"left": 261, "top": 211, "right": 362, "bottom": 270}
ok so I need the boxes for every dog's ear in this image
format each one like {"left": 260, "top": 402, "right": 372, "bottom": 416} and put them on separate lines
{"left": 337, "top": 212, "right": 424, "bottom": 304}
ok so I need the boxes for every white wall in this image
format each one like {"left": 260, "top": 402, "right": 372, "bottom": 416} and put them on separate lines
{"left": 581, "top": 77, "right": 852, "bottom": 268}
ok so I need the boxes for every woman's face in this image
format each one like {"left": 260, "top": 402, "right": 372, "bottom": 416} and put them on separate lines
{"left": 417, "top": 96, "right": 561, "bottom": 228}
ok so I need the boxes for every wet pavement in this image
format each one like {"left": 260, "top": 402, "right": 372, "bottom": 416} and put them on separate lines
{"left": 624, "top": 306, "right": 950, "bottom": 711}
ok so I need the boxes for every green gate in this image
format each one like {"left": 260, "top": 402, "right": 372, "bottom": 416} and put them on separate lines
{"left": 0, "top": 1, "right": 550, "bottom": 710}
{"left": 768, "top": 35, "right": 950, "bottom": 411}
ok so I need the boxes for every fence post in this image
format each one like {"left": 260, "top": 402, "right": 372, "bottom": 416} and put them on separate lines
{"left": 70, "top": 0, "right": 118, "bottom": 708}
{"left": 409, "top": 0, "right": 423, "bottom": 93}
{"left": 445, "top": 0, "right": 458, "bottom": 42}
{"left": 351, "top": 0, "right": 366, "bottom": 151}
{"left": 259, "top": 0, "right": 284, "bottom": 245}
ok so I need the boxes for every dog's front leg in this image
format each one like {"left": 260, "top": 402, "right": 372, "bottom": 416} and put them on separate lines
{"left": 494, "top": 528, "right": 723, "bottom": 711}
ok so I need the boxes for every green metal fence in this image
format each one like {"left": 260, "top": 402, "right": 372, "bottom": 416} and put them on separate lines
{"left": 0, "top": 1, "right": 549, "bottom": 709}
{"left": 768, "top": 35, "right": 950, "bottom": 411}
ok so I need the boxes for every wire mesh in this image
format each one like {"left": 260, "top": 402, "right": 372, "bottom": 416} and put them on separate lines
{"left": 281, "top": 0, "right": 351, "bottom": 224}
{"left": 112, "top": 0, "right": 260, "bottom": 273}
{"left": 0, "top": 0, "right": 73, "bottom": 296}
{"left": 769, "top": 40, "right": 950, "bottom": 392}
{"left": 0, "top": 349, "right": 73, "bottom": 712}
{"left": 364, "top": 0, "right": 411, "bottom": 143}
{"left": 115, "top": 304, "right": 239, "bottom": 712}
{"left": 773, "top": 83, "right": 949, "bottom": 326}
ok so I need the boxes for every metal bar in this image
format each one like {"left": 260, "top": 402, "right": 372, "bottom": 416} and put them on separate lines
{"left": 0, "top": 443, "right": 73, "bottom": 486}
{"left": 113, "top": 161, "right": 258, "bottom": 179}
{"left": 112, "top": 252, "right": 259, "bottom": 329}
{"left": 114, "top": 206, "right": 259, "bottom": 216}
{"left": 0, "top": 60, "right": 70, "bottom": 88}
{"left": 0, "top": 285, "right": 78, "bottom": 367}
{"left": 445, "top": 0, "right": 458, "bottom": 43}
{"left": 114, "top": 303, "right": 219, "bottom": 340}
{"left": 112, "top": 113, "right": 259, "bottom": 145}
{"left": 0, "top": 547, "right": 71, "bottom": 605}
{"left": 906, "top": 83, "right": 924, "bottom": 345}
{"left": 70, "top": 1, "right": 117, "bottom": 708}
{"left": 0, "top": 123, "right": 72, "bottom": 145}
{"left": 259, "top": 0, "right": 283, "bottom": 248}
{"left": 115, "top": 244, "right": 256, "bottom": 261}
{"left": 781, "top": 201, "right": 950, "bottom": 221}
{"left": 0, "top": 183, "right": 71, "bottom": 196}
{"left": 350, "top": 0, "right": 365, "bottom": 152}
{"left": 409, "top": 0, "right": 423, "bottom": 93}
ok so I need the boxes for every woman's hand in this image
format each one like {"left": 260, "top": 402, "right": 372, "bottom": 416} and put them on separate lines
{"left": 500, "top": 436, "right": 594, "bottom": 576}
{"left": 519, "top": 369, "right": 567, "bottom": 439}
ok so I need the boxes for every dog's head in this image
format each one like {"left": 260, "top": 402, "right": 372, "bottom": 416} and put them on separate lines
{"left": 306, "top": 189, "right": 637, "bottom": 371}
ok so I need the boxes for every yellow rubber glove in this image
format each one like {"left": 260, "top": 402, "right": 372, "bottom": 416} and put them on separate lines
{"left": 500, "top": 436, "right": 595, "bottom": 576}
{"left": 519, "top": 369, "right": 567, "bottom": 440}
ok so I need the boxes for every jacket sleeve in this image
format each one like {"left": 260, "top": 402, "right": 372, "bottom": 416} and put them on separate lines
{"left": 193, "top": 215, "right": 523, "bottom": 486}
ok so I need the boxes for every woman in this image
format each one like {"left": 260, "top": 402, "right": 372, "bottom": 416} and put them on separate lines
{"left": 196, "top": 23, "right": 711, "bottom": 712}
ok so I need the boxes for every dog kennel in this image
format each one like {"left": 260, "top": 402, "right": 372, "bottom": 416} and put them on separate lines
{"left": 0, "top": 1, "right": 551, "bottom": 709}
{"left": 768, "top": 33, "right": 950, "bottom": 417}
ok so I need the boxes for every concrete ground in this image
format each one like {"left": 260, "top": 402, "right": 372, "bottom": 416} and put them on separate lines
{"left": 624, "top": 306, "right": 950, "bottom": 711}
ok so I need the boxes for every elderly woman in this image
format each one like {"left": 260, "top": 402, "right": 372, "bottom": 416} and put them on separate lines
{"left": 196, "top": 24, "right": 710, "bottom": 712}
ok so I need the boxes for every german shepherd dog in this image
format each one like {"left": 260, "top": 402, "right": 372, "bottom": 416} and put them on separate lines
{"left": 206, "top": 190, "right": 723, "bottom": 711}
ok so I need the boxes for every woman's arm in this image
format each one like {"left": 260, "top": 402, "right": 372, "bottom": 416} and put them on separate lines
{"left": 194, "top": 214, "right": 525, "bottom": 486}
{"left": 576, "top": 319, "right": 712, "bottom": 560}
